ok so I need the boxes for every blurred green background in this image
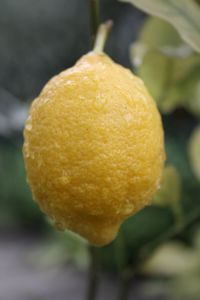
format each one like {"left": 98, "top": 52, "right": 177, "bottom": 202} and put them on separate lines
{"left": 1, "top": 0, "right": 200, "bottom": 299}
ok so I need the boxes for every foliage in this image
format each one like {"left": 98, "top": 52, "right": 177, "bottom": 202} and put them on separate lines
{"left": 120, "top": 0, "right": 200, "bottom": 52}
{"left": 130, "top": 17, "right": 200, "bottom": 116}
{"left": 29, "top": 230, "right": 89, "bottom": 269}
{"left": 140, "top": 231, "right": 200, "bottom": 300}
{"left": 153, "top": 165, "right": 181, "bottom": 207}
{"left": 141, "top": 241, "right": 198, "bottom": 276}
{"left": 0, "top": 139, "right": 45, "bottom": 229}
{"left": 189, "top": 126, "right": 200, "bottom": 181}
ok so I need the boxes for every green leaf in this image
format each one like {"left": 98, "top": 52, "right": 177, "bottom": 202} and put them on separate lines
{"left": 121, "top": 0, "right": 200, "bottom": 52}
{"left": 135, "top": 50, "right": 177, "bottom": 112}
{"left": 141, "top": 242, "right": 198, "bottom": 276}
{"left": 138, "top": 16, "right": 182, "bottom": 50}
{"left": 29, "top": 230, "right": 89, "bottom": 269}
{"left": 153, "top": 165, "right": 181, "bottom": 207}
{"left": 188, "top": 126, "right": 200, "bottom": 181}
{"left": 0, "top": 142, "right": 45, "bottom": 229}
{"left": 97, "top": 206, "right": 174, "bottom": 271}
{"left": 131, "top": 17, "right": 200, "bottom": 115}
{"left": 172, "top": 274, "right": 200, "bottom": 300}
{"left": 130, "top": 17, "right": 186, "bottom": 71}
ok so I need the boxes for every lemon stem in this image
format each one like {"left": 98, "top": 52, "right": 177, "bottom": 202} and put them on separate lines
{"left": 93, "top": 20, "right": 113, "bottom": 54}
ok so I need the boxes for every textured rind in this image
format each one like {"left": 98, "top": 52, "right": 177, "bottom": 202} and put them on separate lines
{"left": 23, "top": 52, "right": 165, "bottom": 246}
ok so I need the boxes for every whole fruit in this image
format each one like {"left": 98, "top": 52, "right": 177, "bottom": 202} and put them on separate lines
{"left": 23, "top": 52, "right": 165, "bottom": 246}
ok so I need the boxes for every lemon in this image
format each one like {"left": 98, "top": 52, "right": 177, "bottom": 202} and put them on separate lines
{"left": 23, "top": 51, "right": 165, "bottom": 246}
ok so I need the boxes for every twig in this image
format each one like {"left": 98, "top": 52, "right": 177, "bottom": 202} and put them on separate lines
{"left": 89, "top": 0, "right": 100, "bottom": 46}
{"left": 86, "top": 245, "right": 98, "bottom": 300}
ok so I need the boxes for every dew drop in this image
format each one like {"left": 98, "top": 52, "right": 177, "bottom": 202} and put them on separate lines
{"left": 26, "top": 123, "right": 32, "bottom": 131}
{"left": 66, "top": 80, "right": 73, "bottom": 85}
{"left": 124, "top": 113, "right": 133, "bottom": 122}
{"left": 55, "top": 221, "right": 65, "bottom": 231}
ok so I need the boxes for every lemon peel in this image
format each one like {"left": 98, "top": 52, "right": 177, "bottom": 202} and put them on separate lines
{"left": 23, "top": 51, "right": 165, "bottom": 246}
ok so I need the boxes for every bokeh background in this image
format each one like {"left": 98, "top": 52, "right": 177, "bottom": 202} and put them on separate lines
{"left": 1, "top": 0, "right": 200, "bottom": 299}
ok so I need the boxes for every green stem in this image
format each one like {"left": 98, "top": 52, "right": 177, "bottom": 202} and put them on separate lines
{"left": 93, "top": 20, "right": 113, "bottom": 53}
{"left": 89, "top": 0, "right": 100, "bottom": 46}
{"left": 86, "top": 245, "right": 98, "bottom": 300}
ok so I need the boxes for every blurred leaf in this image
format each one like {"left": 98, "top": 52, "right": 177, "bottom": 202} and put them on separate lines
{"left": 0, "top": 141, "right": 45, "bottom": 229}
{"left": 131, "top": 17, "right": 183, "bottom": 69}
{"left": 29, "top": 230, "right": 89, "bottom": 269}
{"left": 168, "top": 229, "right": 200, "bottom": 300}
{"left": 121, "top": 0, "right": 200, "bottom": 52}
{"left": 139, "top": 16, "right": 182, "bottom": 49}
{"left": 98, "top": 206, "right": 174, "bottom": 271}
{"left": 131, "top": 17, "right": 200, "bottom": 115}
{"left": 153, "top": 165, "right": 181, "bottom": 207}
{"left": 170, "top": 270, "right": 200, "bottom": 300}
{"left": 193, "top": 229, "right": 200, "bottom": 253}
{"left": 113, "top": 228, "right": 128, "bottom": 272}
{"left": 188, "top": 126, "right": 200, "bottom": 181}
{"left": 173, "top": 63, "right": 200, "bottom": 116}
{"left": 141, "top": 242, "right": 198, "bottom": 276}
{"left": 29, "top": 240, "right": 68, "bottom": 268}
{"left": 186, "top": 82, "right": 200, "bottom": 116}
{"left": 134, "top": 49, "right": 171, "bottom": 104}
{"left": 122, "top": 207, "right": 174, "bottom": 253}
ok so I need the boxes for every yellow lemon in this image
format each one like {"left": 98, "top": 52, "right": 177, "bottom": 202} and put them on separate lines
{"left": 23, "top": 52, "right": 165, "bottom": 246}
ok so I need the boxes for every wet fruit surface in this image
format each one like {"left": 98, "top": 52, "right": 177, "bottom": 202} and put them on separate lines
{"left": 23, "top": 52, "right": 165, "bottom": 246}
